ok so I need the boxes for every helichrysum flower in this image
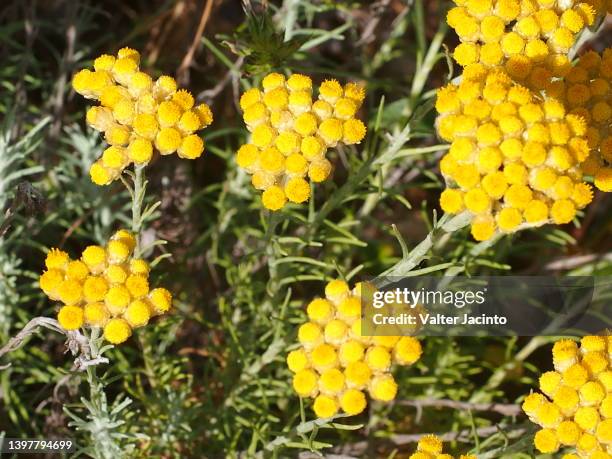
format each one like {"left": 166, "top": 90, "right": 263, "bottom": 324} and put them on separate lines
{"left": 522, "top": 335, "right": 612, "bottom": 457}
{"left": 287, "top": 279, "right": 422, "bottom": 418}
{"left": 436, "top": 69, "right": 593, "bottom": 241}
{"left": 547, "top": 48, "right": 612, "bottom": 191}
{"left": 447, "top": 0, "right": 596, "bottom": 90}
{"left": 409, "top": 434, "right": 477, "bottom": 459}
{"left": 585, "top": 0, "right": 612, "bottom": 14}
{"left": 39, "top": 229, "right": 172, "bottom": 344}
{"left": 237, "top": 73, "right": 367, "bottom": 211}
{"left": 72, "top": 48, "right": 213, "bottom": 185}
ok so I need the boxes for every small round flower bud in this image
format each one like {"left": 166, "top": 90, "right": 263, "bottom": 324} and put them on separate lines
{"left": 58, "top": 305, "right": 84, "bottom": 331}
{"left": 369, "top": 374, "right": 398, "bottom": 402}
{"left": 313, "top": 394, "right": 339, "bottom": 418}
{"left": 293, "top": 369, "right": 319, "bottom": 398}
{"left": 125, "top": 299, "right": 152, "bottom": 327}
{"left": 287, "top": 349, "right": 309, "bottom": 373}
{"left": 104, "top": 318, "right": 132, "bottom": 344}
{"left": 339, "top": 389, "right": 366, "bottom": 415}
{"left": 84, "top": 302, "right": 110, "bottom": 327}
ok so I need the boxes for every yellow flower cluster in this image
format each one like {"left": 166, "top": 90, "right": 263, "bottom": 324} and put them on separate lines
{"left": 447, "top": 0, "right": 597, "bottom": 90}
{"left": 437, "top": 70, "right": 593, "bottom": 241}
{"left": 409, "top": 434, "right": 476, "bottom": 459}
{"left": 522, "top": 336, "right": 612, "bottom": 457}
{"left": 39, "top": 230, "right": 172, "bottom": 344}
{"left": 237, "top": 73, "right": 367, "bottom": 211}
{"left": 586, "top": 0, "right": 612, "bottom": 14}
{"left": 548, "top": 48, "right": 612, "bottom": 191}
{"left": 287, "top": 279, "right": 422, "bottom": 418}
{"left": 72, "top": 48, "right": 213, "bottom": 186}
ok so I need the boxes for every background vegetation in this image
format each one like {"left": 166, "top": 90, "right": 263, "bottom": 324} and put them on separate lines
{"left": 0, "top": 0, "right": 611, "bottom": 457}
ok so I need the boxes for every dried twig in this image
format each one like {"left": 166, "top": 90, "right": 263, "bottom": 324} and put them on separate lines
{"left": 299, "top": 454, "right": 359, "bottom": 459}
{"left": 146, "top": 1, "right": 187, "bottom": 65}
{"left": 0, "top": 207, "right": 14, "bottom": 238}
{"left": 356, "top": 0, "right": 393, "bottom": 46}
{"left": 397, "top": 398, "right": 523, "bottom": 417}
{"left": 0, "top": 316, "right": 105, "bottom": 371}
{"left": 177, "top": 0, "right": 215, "bottom": 85}
{"left": 544, "top": 252, "right": 612, "bottom": 270}
{"left": 197, "top": 57, "right": 244, "bottom": 103}
{"left": 0, "top": 317, "right": 64, "bottom": 369}
{"left": 73, "top": 355, "right": 109, "bottom": 371}
{"left": 49, "top": 1, "right": 76, "bottom": 141}
{"left": 333, "top": 425, "right": 527, "bottom": 456}
{"left": 390, "top": 425, "right": 526, "bottom": 444}
{"left": 60, "top": 208, "right": 95, "bottom": 247}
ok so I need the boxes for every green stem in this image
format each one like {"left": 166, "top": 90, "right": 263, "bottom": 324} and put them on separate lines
{"left": 86, "top": 365, "right": 102, "bottom": 408}
{"left": 139, "top": 335, "right": 157, "bottom": 389}
{"left": 83, "top": 328, "right": 111, "bottom": 451}
{"left": 377, "top": 212, "right": 472, "bottom": 284}
{"left": 308, "top": 118, "right": 415, "bottom": 239}
{"left": 131, "top": 165, "right": 145, "bottom": 256}
{"left": 266, "top": 212, "right": 281, "bottom": 279}
{"left": 469, "top": 336, "right": 552, "bottom": 403}
{"left": 127, "top": 165, "right": 158, "bottom": 388}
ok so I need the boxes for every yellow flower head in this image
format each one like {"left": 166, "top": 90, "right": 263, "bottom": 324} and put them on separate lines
{"left": 58, "top": 279, "right": 83, "bottom": 305}
{"left": 261, "top": 185, "right": 287, "bottom": 211}
{"left": 72, "top": 48, "right": 213, "bottom": 186}
{"left": 57, "top": 305, "right": 84, "bottom": 331}
{"left": 293, "top": 369, "right": 318, "bottom": 397}
{"left": 104, "top": 318, "right": 132, "bottom": 344}
{"left": 410, "top": 435, "right": 444, "bottom": 457}
{"left": 447, "top": 0, "right": 595, "bottom": 90}
{"left": 125, "top": 299, "right": 152, "bottom": 327}
{"left": 40, "top": 230, "right": 172, "bottom": 344}
{"left": 149, "top": 287, "right": 172, "bottom": 314}
{"left": 178, "top": 135, "right": 204, "bottom": 159}
{"left": 369, "top": 373, "right": 398, "bottom": 401}
{"left": 39, "top": 269, "right": 64, "bottom": 300}
{"left": 84, "top": 302, "right": 110, "bottom": 327}
{"left": 45, "top": 248, "right": 69, "bottom": 270}
{"left": 287, "top": 349, "right": 310, "bottom": 373}
{"left": 436, "top": 69, "right": 592, "bottom": 241}
{"left": 318, "top": 368, "right": 345, "bottom": 395}
{"left": 524, "top": 335, "right": 612, "bottom": 456}
{"left": 313, "top": 394, "right": 339, "bottom": 418}
{"left": 90, "top": 162, "right": 115, "bottom": 186}
{"left": 130, "top": 258, "right": 150, "bottom": 276}
{"left": 237, "top": 72, "right": 366, "bottom": 210}
{"left": 287, "top": 279, "right": 420, "bottom": 418}
{"left": 551, "top": 48, "right": 612, "bottom": 190}
{"left": 339, "top": 389, "right": 367, "bottom": 415}
{"left": 408, "top": 435, "right": 477, "bottom": 459}
{"left": 83, "top": 276, "right": 109, "bottom": 303}
{"left": 66, "top": 260, "right": 89, "bottom": 281}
